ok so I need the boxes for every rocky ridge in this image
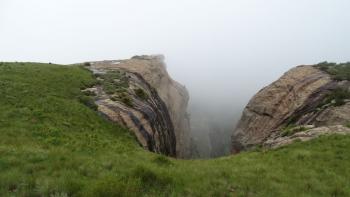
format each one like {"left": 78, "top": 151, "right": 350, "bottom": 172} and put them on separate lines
{"left": 83, "top": 55, "right": 191, "bottom": 158}
{"left": 232, "top": 63, "right": 350, "bottom": 152}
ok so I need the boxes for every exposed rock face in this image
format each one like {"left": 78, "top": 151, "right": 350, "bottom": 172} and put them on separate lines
{"left": 232, "top": 65, "right": 350, "bottom": 152}
{"left": 84, "top": 55, "right": 190, "bottom": 158}
{"left": 264, "top": 125, "right": 350, "bottom": 149}
{"left": 297, "top": 99, "right": 350, "bottom": 127}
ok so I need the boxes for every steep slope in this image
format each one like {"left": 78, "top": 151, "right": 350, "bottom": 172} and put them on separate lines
{"left": 1, "top": 62, "right": 350, "bottom": 196}
{"left": 85, "top": 55, "right": 190, "bottom": 158}
{"left": 232, "top": 63, "right": 350, "bottom": 152}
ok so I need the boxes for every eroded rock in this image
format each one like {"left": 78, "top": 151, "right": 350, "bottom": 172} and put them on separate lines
{"left": 232, "top": 64, "right": 350, "bottom": 152}
{"left": 83, "top": 55, "right": 191, "bottom": 158}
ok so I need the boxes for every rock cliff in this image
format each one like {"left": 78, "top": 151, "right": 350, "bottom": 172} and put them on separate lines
{"left": 232, "top": 63, "right": 350, "bottom": 152}
{"left": 83, "top": 55, "right": 190, "bottom": 158}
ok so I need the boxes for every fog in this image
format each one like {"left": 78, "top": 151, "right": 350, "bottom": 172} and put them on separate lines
{"left": 1, "top": 0, "right": 350, "bottom": 157}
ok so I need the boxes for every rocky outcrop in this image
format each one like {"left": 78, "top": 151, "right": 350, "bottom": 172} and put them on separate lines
{"left": 232, "top": 65, "right": 350, "bottom": 152}
{"left": 264, "top": 125, "right": 350, "bottom": 149}
{"left": 84, "top": 55, "right": 190, "bottom": 158}
{"left": 297, "top": 99, "right": 350, "bottom": 127}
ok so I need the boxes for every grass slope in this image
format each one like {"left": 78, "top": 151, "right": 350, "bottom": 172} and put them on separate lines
{"left": 0, "top": 62, "right": 350, "bottom": 197}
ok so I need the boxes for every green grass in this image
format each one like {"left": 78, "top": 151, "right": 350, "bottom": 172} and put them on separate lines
{"left": 1, "top": 62, "right": 350, "bottom": 196}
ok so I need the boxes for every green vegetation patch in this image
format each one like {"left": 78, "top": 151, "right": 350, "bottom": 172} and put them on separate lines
{"left": 281, "top": 125, "right": 310, "bottom": 137}
{"left": 135, "top": 88, "right": 149, "bottom": 100}
{"left": 1, "top": 62, "right": 350, "bottom": 196}
{"left": 97, "top": 70, "right": 135, "bottom": 107}
{"left": 111, "top": 92, "right": 134, "bottom": 107}
{"left": 285, "top": 88, "right": 350, "bottom": 127}
{"left": 78, "top": 95, "right": 98, "bottom": 111}
{"left": 346, "top": 122, "right": 350, "bottom": 128}
{"left": 315, "top": 61, "right": 350, "bottom": 81}
{"left": 120, "top": 94, "right": 134, "bottom": 107}
{"left": 99, "top": 70, "right": 129, "bottom": 95}
{"left": 317, "top": 88, "right": 350, "bottom": 108}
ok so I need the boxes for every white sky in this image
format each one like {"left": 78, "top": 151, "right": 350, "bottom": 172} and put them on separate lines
{"left": 1, "top": 0, "right": 350, "bottom": 113}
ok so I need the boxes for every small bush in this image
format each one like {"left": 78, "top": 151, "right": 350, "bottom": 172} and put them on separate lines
{"left": 315, "top": 61, "right": 350, "bottom": 81}
{"left": 110, "top": 96, "right": 118, "bottom": 101}
{"left": 319, "top": 88, "right": 350, "bottom": 107}
{"left": 281, "top": 125, "right": 308, "bottom": 137}
{"left": 103, "top": 83, "right": 118, "bottom": 95}
{"left": 83, "top": 90, "right": 96, "bottom": 96}
{"left": 316, "top": 61, "right": 337, "bottom": 71}
{"left": 78, "top": 96, "right": 98, "bottom": 111}
{"left": 346, "top": 123, "right": 350, "bottom": 128}
{"left": 80, "top": 80, "right": 98, "bottom": 90}
{"left": 100, "top": 71, "right": 129, "bottom": 95}
{"left": 121, "top": 95, "right": 133, "bottom": 107}
{"left": 135, "top": 88, "right": 148, "bottom": 100}
{"left": 332, "top": 88, "right": 350, "bottom": 106}
{"left": 83, "top": 62, "right": 91, "bottom": 67}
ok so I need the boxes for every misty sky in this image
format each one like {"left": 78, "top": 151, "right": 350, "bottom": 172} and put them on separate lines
{"left": 1, "top": 0, "right": 350, "bottom": 113}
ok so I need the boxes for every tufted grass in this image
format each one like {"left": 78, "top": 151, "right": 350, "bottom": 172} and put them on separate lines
{"left": 0, "top": 62, "right": 350, "bottom": 196}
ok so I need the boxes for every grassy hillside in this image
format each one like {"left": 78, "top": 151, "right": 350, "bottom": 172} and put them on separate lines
{"left": 0, "top": 62, "right": 350, "bottom": 197}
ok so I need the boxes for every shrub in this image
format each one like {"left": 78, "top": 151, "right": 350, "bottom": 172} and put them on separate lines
{"left": 281, "top": 125, "right": 308, "bottom": 137}
{"left": 78, "top": 96, "right": 98, "bottom": 111}
{"left": 83, "top": 62, "right": 91, "bottom": 67}
{"left": 80, "top": 80, "right": 98, "bottom": 90}
{"left": 83, "top": 90, "right": 96, "bottom": 96}
{"left": 100, "top": 71, "right": 129, "bottom": 95}
{"left": 110, "top": 96, "right": 118, "bottom": 101}
{"left": 322, "top": 88, "right": 350, "bottom": 107}
{"left": 346, "top": 123, "right": 350, "bottom": 128}
{"left": 316, "top": 61, "right": 337, "bottom": 71}
{"left": 315, "top": 61, "right": 350, "bottom": 81}
{"left": 109, "top": 92, "right": 133, "bottom": 107}
{"left": 121, "top": 96, "right": 133, "bottom": 107}
{"left": 103, "top": 83, "right": 118, "bottom": 95}
{"left": 332, "top": 88, "right": 350, "bottom": 106}
{"left": 135, "top": 88, "right": 148, "bottom": 100}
